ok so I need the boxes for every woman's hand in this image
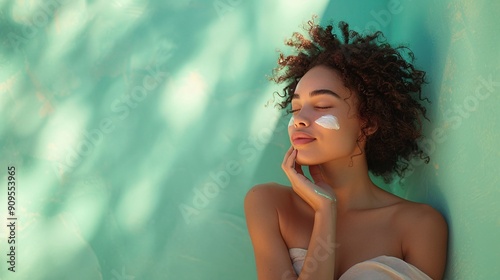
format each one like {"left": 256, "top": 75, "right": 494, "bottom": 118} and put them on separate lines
{"left": 282, "top": 146, "right": 336, "bottom": 212}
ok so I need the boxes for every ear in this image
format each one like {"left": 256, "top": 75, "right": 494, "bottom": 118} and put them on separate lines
{"left": 362, "top": 119, "right": 378, "bottom": 137}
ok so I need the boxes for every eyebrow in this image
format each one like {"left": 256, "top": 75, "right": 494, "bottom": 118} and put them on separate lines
{"left": 292, "top": 89, "right": 341, "bottom": 99}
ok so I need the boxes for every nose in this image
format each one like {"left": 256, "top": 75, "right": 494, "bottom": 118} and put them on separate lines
{"left": 291, "top": 110, "right": 310, "bottom": 128}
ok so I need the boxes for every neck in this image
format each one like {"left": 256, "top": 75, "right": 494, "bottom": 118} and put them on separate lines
{"left": 319, "top": 156, "right": 378, "bottom": 211}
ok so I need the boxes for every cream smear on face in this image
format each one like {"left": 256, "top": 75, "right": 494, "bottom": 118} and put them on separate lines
{"left": 315, "top": 115, "right": 340, "bottom": 130}
{"left": 288, "top": 116, "right": 295, "bottom": 127}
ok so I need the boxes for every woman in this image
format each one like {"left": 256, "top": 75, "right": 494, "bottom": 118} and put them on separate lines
{"left": 244, "top": 19, "right": 448, "bottom": 280}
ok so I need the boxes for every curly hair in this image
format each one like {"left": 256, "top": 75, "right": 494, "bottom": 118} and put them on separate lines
{"left": 272, "top": 17, "right": 430, "bottom": 183}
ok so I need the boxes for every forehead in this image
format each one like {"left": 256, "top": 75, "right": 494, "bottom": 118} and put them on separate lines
{"left": 294, "top": 65, "right": 351, "bottom": 99}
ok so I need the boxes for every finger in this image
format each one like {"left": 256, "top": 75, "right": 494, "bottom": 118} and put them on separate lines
{"left": 281, "top": 146, "right": 294, "bottom": 170}
{"left": 284, "top": 150, "right": 303, "bottom": 187}
{"left": 286, "top": 149, "right": 297, "bottom": 170}
{"left": 294, "top": 156, "right": 304, "bottom": 176}
{"left": 282, "top": 149, "right": 298, "bottom": 177}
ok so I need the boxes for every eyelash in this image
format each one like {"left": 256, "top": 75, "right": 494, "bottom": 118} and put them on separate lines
{"left": 289, "top": 107, "right": 332, "bottom": 114}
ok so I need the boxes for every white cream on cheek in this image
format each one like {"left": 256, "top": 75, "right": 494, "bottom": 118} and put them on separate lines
{"left": 288, "top": 116, "right": 295, "bottom": 127}
{"left": 315, "top": 115, "right": 340, "bottom": 130}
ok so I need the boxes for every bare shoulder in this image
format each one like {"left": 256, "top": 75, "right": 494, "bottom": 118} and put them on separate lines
{"left": 244, "top": 183, "right": 298, "bottom": 279}
{"left": 394, "top": 201, "right": 448, "bottom": 233}
{"left": 395, "top": 200, "right": 448, "bottom": 280}
{"left": 244, "top": 182, "right": 293, "bottom": 234}
{"left": 375, "top": 189, "right": 447, "bottom": 230}
{"left": 244, "top": 182, "right": 291, "bottom": 207}
{"left": 244, "top": 182, "right": 293, "bottom": 221}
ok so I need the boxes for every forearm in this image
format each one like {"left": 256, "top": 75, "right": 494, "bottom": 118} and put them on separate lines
{"left": 298, "top": 204, "right": 336, "bottom": 280}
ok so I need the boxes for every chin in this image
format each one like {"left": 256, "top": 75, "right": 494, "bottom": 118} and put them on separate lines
{"left": 295, "top": 154, "right": 323, "bottom": 166}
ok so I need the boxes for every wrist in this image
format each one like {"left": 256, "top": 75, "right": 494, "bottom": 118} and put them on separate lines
{"left": 314, "top": 201, "right": 337, "bottom": 218}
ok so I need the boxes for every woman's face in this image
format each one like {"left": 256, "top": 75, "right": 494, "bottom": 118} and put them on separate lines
{"left": 288, "top": 65, "right": 364, "bottom": 166}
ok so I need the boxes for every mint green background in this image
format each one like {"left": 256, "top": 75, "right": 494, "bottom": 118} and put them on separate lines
{"left": 0, "top": 0, "right": 499, "bottom": 279}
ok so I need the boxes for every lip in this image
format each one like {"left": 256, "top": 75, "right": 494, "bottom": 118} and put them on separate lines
{"left": 291, "top": 132, "right": 316, "bottom": 146}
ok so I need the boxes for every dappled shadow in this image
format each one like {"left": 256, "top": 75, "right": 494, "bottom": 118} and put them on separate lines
{"left": 0, "top": 0, "right": 331, "bottom": 279}
{"left": 2, "top": 1, "right": 498, "bottom": 280}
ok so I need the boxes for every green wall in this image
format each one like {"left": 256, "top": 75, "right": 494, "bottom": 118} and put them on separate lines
{"left": 0, "top": 0, "right": 498, "bottom": 279}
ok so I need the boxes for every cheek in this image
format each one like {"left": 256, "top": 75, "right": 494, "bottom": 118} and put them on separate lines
{"left": 314, "top": 115, "right": 340, "bottom": 130}
{"left": 320, "top": 119, "right": 361, "bottom": 152}
{"left": 288, "top": 115, "right": 295, "bottom": 128}
{"left": 287, "top": 116, "right": 294, "bottom": 137}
